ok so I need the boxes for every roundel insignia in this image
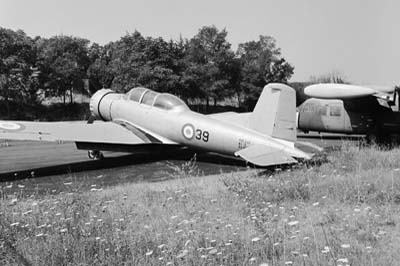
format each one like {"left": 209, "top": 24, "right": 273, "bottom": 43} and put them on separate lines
{"left": 182, "top": 123, "right": 195, "bottom": 140}
{"left": 0, "top": 121, "right": 23, "bottom": 131}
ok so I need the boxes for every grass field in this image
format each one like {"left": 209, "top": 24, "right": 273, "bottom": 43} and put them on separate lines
{"left": 1, "top": 142, "right": 400, "bottom": 265}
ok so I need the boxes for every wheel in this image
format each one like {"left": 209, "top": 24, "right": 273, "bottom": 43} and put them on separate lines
{"left": 88, "top": 150, "right": 104, "bottom": 160}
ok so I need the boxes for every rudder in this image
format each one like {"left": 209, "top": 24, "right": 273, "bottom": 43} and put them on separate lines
{"left": 249, "top": 83, "right": 296, "bottom": 142}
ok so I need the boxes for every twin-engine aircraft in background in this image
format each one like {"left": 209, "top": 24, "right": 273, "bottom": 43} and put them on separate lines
{"left": 297, "top": 83, "right": 400, "bottom": 141}
{"left": 0, "top": 83, "right": 311, "bottom": 167}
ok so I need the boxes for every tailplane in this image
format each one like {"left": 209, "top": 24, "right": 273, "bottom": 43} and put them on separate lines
{"left": 249, "top": 83, "right": 297, "bottom": 142}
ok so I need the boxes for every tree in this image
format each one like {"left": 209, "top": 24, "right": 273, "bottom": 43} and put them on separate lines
{"left": 0, "top": 28, "right": 39, "bottom": 116}
{"left": 309, "top": 70, "right": 348, "bottom": 84}
{"left": 87, "top": 42, "right": 114, "bottom": 94}
{"left": 37, "top": 35, "right": 90, "bottom": 104}
{"left": 237, "top": 35, "right": 294, "bottom": 109}
{"left": 184, "top": 26, "right": 236, "bottom": 109}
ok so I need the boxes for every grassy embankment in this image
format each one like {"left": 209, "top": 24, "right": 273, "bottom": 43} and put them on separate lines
{"left": 1, "top": 143, "right": 400, "bottom": 265}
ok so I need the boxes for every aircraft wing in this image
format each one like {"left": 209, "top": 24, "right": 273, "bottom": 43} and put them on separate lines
{"left": 207, "top": 112, "right": 251, "bottom": 128}
{"left": 234, "top": 144, "right": 297, "bottom": 166}
{"left": 0, "top": 120, "right": 175, "bottom": 145}
{"left": 304, "top": 83, "right": 395, "bottom": 100}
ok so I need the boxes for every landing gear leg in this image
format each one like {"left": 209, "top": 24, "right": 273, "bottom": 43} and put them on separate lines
{"left": 88, "top": 150, "right": 104, "bottom": 160}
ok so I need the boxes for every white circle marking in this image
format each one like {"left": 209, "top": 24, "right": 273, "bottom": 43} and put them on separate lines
{"left": 182, "top": 124, "right": 194, "bottom": 139}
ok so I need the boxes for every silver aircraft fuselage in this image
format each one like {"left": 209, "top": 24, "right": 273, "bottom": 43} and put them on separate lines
{"left": 90, "top": 88, "right": 308, "bottom": 160}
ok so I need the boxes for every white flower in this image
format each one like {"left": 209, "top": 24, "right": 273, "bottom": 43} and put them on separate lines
{"left": 145, "top": 250, "right": 153, "bottom": 256}
{"left": 288, "top": 221, "right": 299, "bottom": 226}
{"left": 251, "top": 237, "right": 261, "bottom": 242}
{"left": 341, "top": 244, "right": 350, "bottom": 249}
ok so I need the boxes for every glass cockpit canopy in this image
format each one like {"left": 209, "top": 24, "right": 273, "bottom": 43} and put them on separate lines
{"left": 125, "top": 87, "right": 188, "bottom": 111}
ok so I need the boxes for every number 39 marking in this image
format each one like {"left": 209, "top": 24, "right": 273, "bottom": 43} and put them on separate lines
{"left": 195, "top": 129, "right": 209, "bottom": 142}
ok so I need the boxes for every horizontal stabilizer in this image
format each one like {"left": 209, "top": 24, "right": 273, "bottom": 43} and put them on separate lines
{"left": 234, "top": 144, "right": 297, "bottom": 167}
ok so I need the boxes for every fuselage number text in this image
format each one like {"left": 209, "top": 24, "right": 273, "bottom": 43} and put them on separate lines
{"left": 195, "top": 129, "right": 209, "bottom": 142}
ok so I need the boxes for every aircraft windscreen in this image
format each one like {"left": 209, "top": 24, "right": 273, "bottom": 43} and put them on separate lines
{"left": 127, "top": 87, "right": 147, "bottom": 102}
{"left": 153, "top": 94, "right": 188, "bottom": 110}
{"left": 141, "top": 90, "right": 158, "bottom": 105}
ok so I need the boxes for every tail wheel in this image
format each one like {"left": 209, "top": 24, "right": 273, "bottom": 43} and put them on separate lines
{"left": 88, "top": 150, "right": 104, "bottom": 160}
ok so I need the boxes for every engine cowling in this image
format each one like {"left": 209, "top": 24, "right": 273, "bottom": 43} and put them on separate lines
{"left": 89, "top": 89, "right": 121, "bottom": 121}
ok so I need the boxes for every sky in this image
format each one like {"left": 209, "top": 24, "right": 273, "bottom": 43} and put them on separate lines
{"left": 1, "top": 0, "right": 399, "bottom": 85}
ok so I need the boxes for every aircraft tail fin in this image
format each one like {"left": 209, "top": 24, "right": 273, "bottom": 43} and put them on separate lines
{"left": 249, "top": 83, "right": 297, "bottom": 142}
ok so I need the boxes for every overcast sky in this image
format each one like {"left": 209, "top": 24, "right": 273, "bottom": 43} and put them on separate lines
{"left": 1, "top": 0, "right": 399, "bottom": 85}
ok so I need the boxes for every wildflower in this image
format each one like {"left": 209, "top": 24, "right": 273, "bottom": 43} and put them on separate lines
{"left": 354, "top": 208, "right": 361, "bottom": 212}
{"left": 60, "top": 228, "right": 67, "bottom": 233}
{"left": 10, "top": 222, "right": 19, "bottom": 227}
{"left": 17, "top": 184, "right": 25, "bottom": 188}
{"left": 10, "top": 198, "right": 18, "bottom": 204}
{"left": 36, "top": 233, "right": 44, "bottom": 237}
{"left": 95, "top": 237, "right": 101, "bottom": 241}
{"left": 158, "top": 257, "right": 164, "bottom": 261}
{"left": 176, "top": 249, "right": 188, "bottom": 258}
{"left": 63, "top": 182, "right": 72, "bottom": 185}
{"left": 145, "top": 250, "right": 153, "bottom": 256}
{"left": 259, "top": 263, "right": 269, "bottom": 266}
{"left": 285, "top": 261, "right": 293, "bottom": 265}
{"left": 175, "top": 230, "right": 183, "bottom": 234}
{"left": 321, "top": 246, "right": 330, "bottom": 253}
{"left": 209, "top": 248, "right": 218, "bottom": 255}
{"left": 378, "top": 230, "right": 386, "bottom": 235}
{"left": 312, "top": 202, "right": 319, "bottom": 206}
{"left": 341, "top": 244, "right": 350, "bottom": 249}
{"left": 337, "top": 258, "right": 349, "bottom": 264}
{"left": 166, "top": 262, "right": 173, "bottom": 265}
{"left": 201, "top": 255, "right": 207, "bottom": 259}
{"left": 288, "top": 221, "right": 299, "bottom": 226}
{"left": 249, "top": 257, "right": 256, "bottom": 262}
{"left": 225, "top": 242, "right": 232, "bottom": 246}
{"left": 252, "top": 237, "right": 261, "bottom": 242}
{"left": 158, "top": 244, "right": 166, "bottom": 249}
{"left": 273, "top": 242, "right": 279, "bottom": 246}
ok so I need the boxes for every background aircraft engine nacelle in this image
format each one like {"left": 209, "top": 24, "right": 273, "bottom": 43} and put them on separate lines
{"left": 89, "top": 89, "right": 121, "bottom": 121}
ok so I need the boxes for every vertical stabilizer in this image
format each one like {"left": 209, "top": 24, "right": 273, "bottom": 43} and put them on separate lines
{"left": 249, "top": 83, "right": 296, "bottom": 142}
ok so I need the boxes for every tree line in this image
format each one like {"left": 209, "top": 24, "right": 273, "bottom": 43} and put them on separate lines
{"left": 0, "top": 25, "right": 294, "bottom": 115}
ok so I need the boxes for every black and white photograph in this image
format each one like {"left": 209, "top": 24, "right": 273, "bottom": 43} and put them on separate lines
{"left": 1, "top": 0, "right": 400, "bottom": 265}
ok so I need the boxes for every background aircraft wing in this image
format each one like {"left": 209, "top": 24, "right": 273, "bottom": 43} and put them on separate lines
{"left": 0, "top": 120, "right": 174, "bottom": 145}
{"left": 304, "top": 83, "right": 398, "bottom": 111}
{"left": 234, "top": 144, "right": 297, "bottom": 166}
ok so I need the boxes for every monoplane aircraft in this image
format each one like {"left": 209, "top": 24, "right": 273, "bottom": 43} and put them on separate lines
{"left": 0, "top": 83, "right": 311, "bottom": 166}
{"left": 297, "top": 83, "right": 400, "bottom": 141}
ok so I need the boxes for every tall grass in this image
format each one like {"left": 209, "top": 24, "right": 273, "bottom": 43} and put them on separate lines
{"left": 1, "top": 142, "right": 400, "bottom": 265}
